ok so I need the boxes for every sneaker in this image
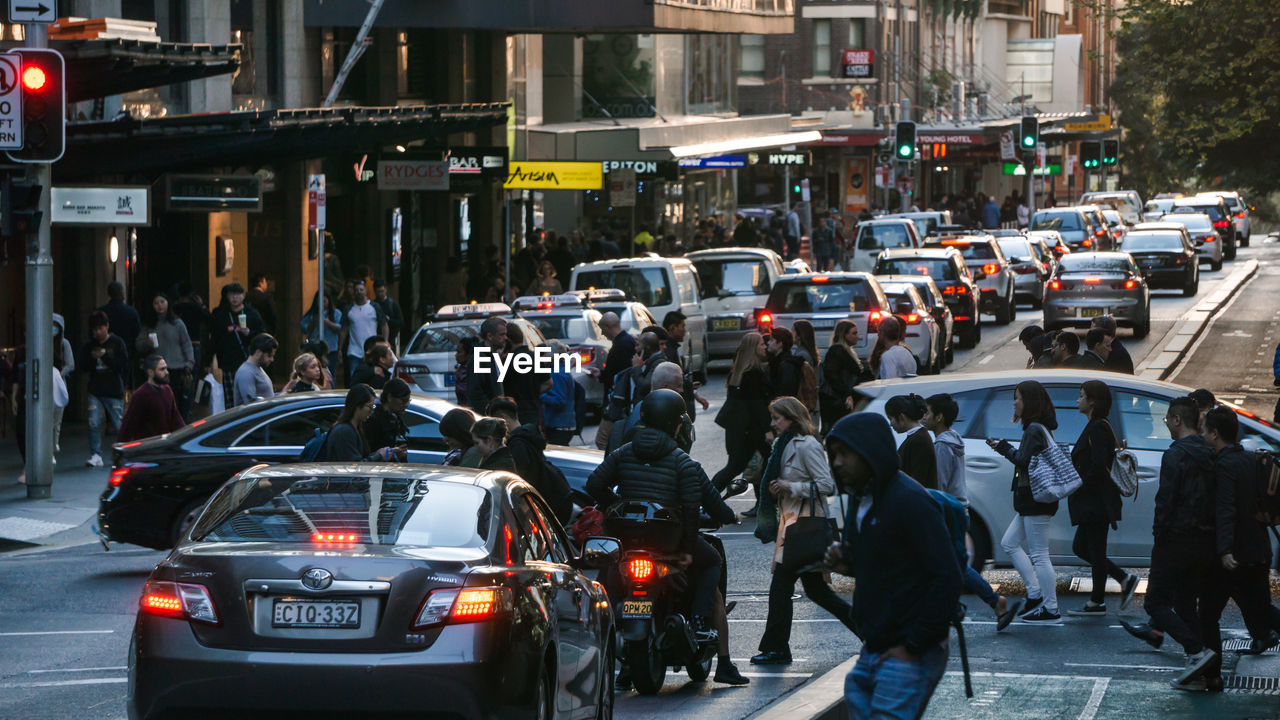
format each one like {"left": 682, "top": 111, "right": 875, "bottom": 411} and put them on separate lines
{"left": 750, "top": 651, "right": 792, "bottom": 665}
{"left": 1238, "top": 631, "right": 1280, "bottom": 655}
{"left": 995, "top": 598, "right": 1024, "bottom": 632}
{"left": 1066, "top": 603, "right": 1107, "bottom": 617}
{"left": 1018, "top": 606, "right": 1063, "bottom": 625}
{"left": 1175, "top": 649, "right": 1218, "bottom": 685}
{"left": 86, "top": 454, "right": 103, "bottom": 468}
{"left": 1119, "top": 574, "right": 1139, "bottom": 610}
{"left": 1170, "top": 677, "right": 1207, "bottom": 692}
{"left": 714, "top": 659, "right": 750, "bottom": 686}
{"left": 1019, "top": 596, "right": 1044, "bottom": 617}
{"left": 1119, "top": 619, "right": 1165, "bottom": 649}
{"left": 692, "top": 616, "right": 719, "bottom": 645}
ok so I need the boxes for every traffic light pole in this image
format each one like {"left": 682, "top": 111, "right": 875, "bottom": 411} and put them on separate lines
{"left": 23, "top": 23, "right": 53, "bottom": 498}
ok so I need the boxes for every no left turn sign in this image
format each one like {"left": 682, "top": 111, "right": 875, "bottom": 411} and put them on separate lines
{"left": 0, "top": 54, "right": 22, "bottom": 150}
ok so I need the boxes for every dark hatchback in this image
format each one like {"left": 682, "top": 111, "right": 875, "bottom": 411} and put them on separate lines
{"left": 101, "top": 392, "right": 604, "bottom": 551}
{"left": 128, "top": 464, "right": 616, "bottom": 720}
{"left": 874, "top": 247, "right": 981, "bottom": 348}
{"left": 1122, "top": 230, "right": 1199, "bottom": 296}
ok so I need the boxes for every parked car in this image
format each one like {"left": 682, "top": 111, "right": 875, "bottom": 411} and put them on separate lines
{"left": 877, "top": 280, "right": 945, "bottom": 374}
{"left": 1141, "top": 215, "right": 1222, "bottom": 271}
{"left": 1196, "top": 190, "right": 1252, "bottom": 247}
{"left": 1042, "top": 251, "right": 1151, "bottom": 338}
{"left": 128, "top": 464, "right": 616, "bottom": 720}
{"left": 847, "top": 218, "right": 922, "bottom": 273}
{"left": 511, "top": 292, "right": 609, "bottom": 411}
{"left": 754, "top": 272, "right": 889, "bottom": 354}
{"left": 100, "top": 392, "right": 606, "bottom": 550}
{"left": 1171, "top": 196, "right": 1236, "bottom": 260}
{"left": 1080, "top": 190, "right": 1144, "bottom": 225}
{"left": 687, "top": 247, "right": 787, "bottom": 360}
{"left": 851, "top": 371, "right": 1280, "bottom": 567}
{"left": 397, "top": 303, "right": 546, "bottom": 401}
{"left": 1120, "top": 228, "right": 1199, "bottom": 296}
{"left": 874, "top": 247, "right": 981, "bottom": 348}
{"left": 570, "top": 256, "right": 708, "bottom": 373}
{"left": 876, "top": 273, "right": 954, "bottom": 366}
{"left": 883, "top": 210, "right": 953, "bottom": 240}
{"left": 925, "top": 234, "right": 1017, "bottom": 325}
{"left": 996, "top": 236, "right": 1051, "bottom": 309}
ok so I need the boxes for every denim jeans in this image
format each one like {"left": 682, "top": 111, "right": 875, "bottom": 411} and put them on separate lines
{"left": 846, "top": 641, "right": 949, "bottom": 720}
{"left": 87, "top": 395, "right": 124, "bottom": 455}
{"left": 1001, "top": 514, "right": 1057, "bottom": 612}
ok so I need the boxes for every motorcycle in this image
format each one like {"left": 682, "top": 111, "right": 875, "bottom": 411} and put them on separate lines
{"left": 604, "top": 500, "right": 725, "bottom": 695}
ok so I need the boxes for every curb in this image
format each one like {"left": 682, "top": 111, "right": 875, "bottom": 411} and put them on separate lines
{"left": 1136, "top": 258, "right": 1259, "bottom": 381}
{"left": 751, "top": 654, "right": 856, "bottom": 720}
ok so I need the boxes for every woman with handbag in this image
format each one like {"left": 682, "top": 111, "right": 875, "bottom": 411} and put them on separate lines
{"left": 1067, "top": 380, "right": 1138, "bottom": 616}
{"left": 712, "top": 333, "right": 772, "bottom": 505}
{"left": 986, "top": 380, "right": 1062, "bottom": 625}
{"left": 751, "top": 397, "right": 853, "bottom": 665}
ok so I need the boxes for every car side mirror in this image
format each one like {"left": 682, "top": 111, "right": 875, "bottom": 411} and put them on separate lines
{"left": 577, "top": 537, "right": 621, "bottom": 569}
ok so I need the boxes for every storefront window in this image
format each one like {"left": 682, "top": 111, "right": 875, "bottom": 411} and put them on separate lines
{"left": 582, "top": 34, "right": 656, "bottom": 119}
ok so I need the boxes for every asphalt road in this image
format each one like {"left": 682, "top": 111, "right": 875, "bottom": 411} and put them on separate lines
{"left": 2, "top": 239, "right": 1278, "bottom": 719}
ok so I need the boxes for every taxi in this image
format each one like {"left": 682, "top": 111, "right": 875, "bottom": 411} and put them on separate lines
{"left": 395, "top": 303, "right": 546, "bottom": 401}
{"left": 511, "top": 291, "right": 613, "bottom": 412}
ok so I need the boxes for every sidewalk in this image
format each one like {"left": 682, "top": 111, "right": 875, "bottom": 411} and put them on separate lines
{"left": 0, "top": 423, "right": 110, "bottom": 551}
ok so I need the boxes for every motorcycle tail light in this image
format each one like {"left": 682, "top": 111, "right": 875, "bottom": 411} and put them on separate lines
{"left": 627, "top": 558, "right": 654, "bottom": 582}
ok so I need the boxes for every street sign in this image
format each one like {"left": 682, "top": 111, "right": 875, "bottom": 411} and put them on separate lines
{"left": 999, "top": 131, "right": 1016, "bottom": 161}
{"left": 609, "top": 168, "right": 636, "bottom": 207}
{"left": 1064, "top": 114, "right": 1112, "bottom": 132}
{"left": 8, "top": 0, "right": 54, "bottom": 24}
{"left": 0, "top": 53, "right": 20, "bottom": 150}
{"left": 307, "top": 174, "right": 326, "bottom": 231}
{"left": 800, "top": 178, "right": 811, "bottom": 203}
{"left": 875, "top": 165, "right": 891, "bottom": 188}
{"left": 1036, "top": 142, "right": 1047, "bottom": 169}
{"left": 897, "top": 177, "right": 914, "bottom": 194}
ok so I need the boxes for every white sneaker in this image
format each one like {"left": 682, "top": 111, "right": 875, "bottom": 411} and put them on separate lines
{"left": 86, "top": 454, "right": 103, "bottom": 468}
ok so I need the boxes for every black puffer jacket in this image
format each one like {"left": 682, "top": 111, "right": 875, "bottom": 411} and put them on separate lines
{"left": 586, "top": 427, "right": 705, "bottom": 548}
{"left": 1154, "top": 434, "right": 1216, "bottom": 539}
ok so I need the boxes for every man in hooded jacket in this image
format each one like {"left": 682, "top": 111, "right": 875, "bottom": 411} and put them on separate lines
{"left": 823, "top": 412, "right": 960, "bottom": 719}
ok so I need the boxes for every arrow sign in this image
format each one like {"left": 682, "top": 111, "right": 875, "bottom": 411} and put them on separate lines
{"left": 8, "top": 1, "right": 55, "bottom": 23}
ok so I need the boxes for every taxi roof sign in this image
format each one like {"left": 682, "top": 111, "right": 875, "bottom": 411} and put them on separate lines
{"left": 512, "top": 293, "right": 584, "bottom": 310}
{"left": 570, "top": 288, "right": 627, "bottom": 303}
{"left": 435, "top": 302, "right": 512, "bottom": 319}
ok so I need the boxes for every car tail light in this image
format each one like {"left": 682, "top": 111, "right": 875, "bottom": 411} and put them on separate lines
{"left": 627, "top": 558, "right": 654, "bottom": 582}
{"left": 140, "top": 580, "right": 219, "bottom": 625}
{"left": 1096, "top": 229, "right": 1107, "bottom": 237}
{"left": 1049, "top": 280, "right": 1061, "bottom": 290}
{"left": 1213, "top": 220, "right": 1229, "bottom": 229}
{"left": 756, "top": 311, "right": 773, "bottom": 331}
{"left": 954, "top": 315, "right": 972, "bottom": 321}
{"left": 1201, "top": 235, "right": 1216, "bottom": 242}
{"left": 904, "top": 313, "right": 920, "bottom": 324}
{"left": 412, "top": 587, "right": 512, "bottom": 629}
{"left": 396, "top": 364, "right": 428, "bottom": 384}
{"left": 1082, "top": 239, "right": 1092, "bottom": 248}
{"left": 982, "top": 263, "right": 998, "bottom": 276}
{"left": 1124, "top": 279, "right": 1138, "bottom": 289}
{"left": 109, "top": 462, "right": 156, "bottom": 487}
{"left": 1235, "top": 211, "right": 1245, "bottom": 219}
{"left": 1083, "top": 277, "right": 1102, "bottom": 284}
{"left": 941, "top": 285, "right": 969, "bottom": 295}
{"left": 572, "top": 347, "right": 596, "bottom": 365}
{"left": 867, "top": 310, "right": 883, "bottom": 333}
{"left": 812, "top": 275, "right": 829, "bottom": 283}
{"left": 1174, "top": 255, "right": 1186, "bottom": 266}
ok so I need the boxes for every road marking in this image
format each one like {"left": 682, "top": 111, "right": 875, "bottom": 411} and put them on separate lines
{"left": 1062, "top": 662, "right": 1177, "bottom": 671}
{"left": 665, "top": 670, "right": 812, "bottom": 678}
{"left": 1078, "top": 677, "right": 1110, "bottom": 720}
{"left": 27, "top": 666, "right": 127, "bottom": 674}
{"left": 0, "top": 630, "right": 114, "bottom": 637}
{"left": 0, "top": 516, "right": 76, "bottom": 542}
{"left": 1, "top": 677, "right": 127, "bottom": 689}
{"left": 978, "top": 355, "right": 994, "bottom": 365}
{"left": 729, "top": 618, "right": 844, "bottom": 623}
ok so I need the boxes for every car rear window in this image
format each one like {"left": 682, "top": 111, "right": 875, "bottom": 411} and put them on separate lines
{"left": 943, "top": 242, "right": 997, "bottom": 260}
{"left": 767, "top": 279, "right": 876, "bottom": 313}
{"left": 574, "top": 268, "right": 672, "bottom": 308}
{"left": 408, "top": 321, "right": 482, "bottom": 354}
{"left": 997, "top": 240, "right": 1033, "bottom": 260}
{"left": 1031, "top": 212, "right": 1082, "bottom": 231}
{"left": 524, "top": 316, "right": 599, "bottom": 341}
{"left": 1165, "top": 215, "right": 1213, "bottom": 232}
{"left": 192, "top": 476, "right": 495, "bottom": 548}
{"left": 1059, "top": 255, "right": 1131, "bottom": 273}
{"left": 858, "top": 224, "right": 914, "bottom": 251}
{"left": 1123, "top": 233, "right": 1184, "bottom": 251}
{"left": 875, "top": 257, "right": 958, "bottom": 281}
{"left": 1174, "top": 204, "right": 1225, "bottom": 222}
{"left": 693, "top": 258, "right": 771, "bottom": 297}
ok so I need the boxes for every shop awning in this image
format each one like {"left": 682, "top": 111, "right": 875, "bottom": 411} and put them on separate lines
{"left": 1, "top": 38, "right": 242, "bottom": 103}
{"left": 59, "top": 103, "right": 511, "bottom": 180}
{"left": 665, "top": 130, "right": 823, "bottom": 159}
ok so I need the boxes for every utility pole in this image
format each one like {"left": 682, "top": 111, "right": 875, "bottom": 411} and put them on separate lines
{"left": 23, "top": 23, "right": 54, "bottom": 499}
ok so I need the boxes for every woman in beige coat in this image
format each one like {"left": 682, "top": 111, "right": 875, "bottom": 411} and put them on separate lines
{"left": 751, "top": 397, "right": 855, "bottom": 665}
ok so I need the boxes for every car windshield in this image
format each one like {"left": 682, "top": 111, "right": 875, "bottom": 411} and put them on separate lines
{"left": 407, "top": 321, "right": 482, "bottom": 354}
{"left": 1031, "top": 212, "right": 1082, "bottom": 231}
{"left": 1059, "top": 255, "right": 1131, "bottom": 273}
{"left": 192, "top": 476, "right": 494, "bottom": 548}
{"left": 858, "top": 224, "right": 913, "bottom": 250}
{"left": 767, "top": 279, "right": 876, "bottom": 313}
{"left": 875, "top": 257, "right": 958, "bottom": 280}
{"left": 881, "top": 286, "right": 920, "bottom": 307}
{"left": 693, "top": 258, "right": 772, "bottom": 297}
{"left": 1124, "top": 233, "right": 1184, "bottom": 251}
{"left": 574, "top": 268, "right": 672, "bottom": 308}
{"left": 1204, "top": 195, "right": 1240, "bottom": 210}
{"left": 524, "top": 315, "right": 598, "bottom": 341}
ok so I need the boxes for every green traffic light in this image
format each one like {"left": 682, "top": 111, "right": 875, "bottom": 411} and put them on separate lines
{"left": 1022, "top": 137, "right": 1034, "bottom": 147}
{"left": 792, "top": 184, "right": 801, "bottom": 193}
{"left": 898, "top": 146, "right": 911, "bottom": 158}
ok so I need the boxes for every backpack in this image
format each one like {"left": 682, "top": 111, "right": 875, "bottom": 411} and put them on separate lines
{"left": 1101, "top": 420, "right": 1139, "bottom": 499}
{"left": 925, "top": 488, "right": 970, "bottom": 571}
{"left": 798, "top": 361, "right": 819, "bottom": 412}
{"left": 299, "top": 428, "right": 328, "bottom": 462}
{"left": 1255, "top": 450, "right": 1280, "bottom": 526}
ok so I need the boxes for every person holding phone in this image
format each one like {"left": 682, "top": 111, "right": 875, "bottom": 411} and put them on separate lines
{"left": 364, "top": 379, "right": 412, "bottom": 461}
{"left": 320, "top": 384, "right": 406, "bottom": 463}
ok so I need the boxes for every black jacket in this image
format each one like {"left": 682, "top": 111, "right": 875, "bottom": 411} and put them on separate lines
{"left": 1154, "top": 434, "right": 1216, "bottom": 539}
{"left": 898, "top": 428, "right": 938, "bottom": 490}
{"left": 508, "top": 424, "right": 572, "bottom": 524}
{"left": 715, "top": 367, "right": 771, "bottom": 444}
{"left": 364, "top": 406, "right": 407, "bottom": 454}
{"left": 210, "top": 305, "right": 264, "bottom": 374}
{"left": 1105, "top": 340, "right": 1134, "bottom": 374}
{"left": 349, "top": 362, "right": 388, "bottom": 390}
{"left": 1068, "top": 418, "right": 1121, "bottom": 526}
{"left": 79, "top": 335, "right": 130, "bottom": 399}
{"left": 586, "top": 427, "right": 708, "bottom": 548}
{"left": 1215, "top": 444, "right": 1271, "bottom": 566}
{"left": 830, "top": 412, "right": 961, "bottom": 656}
{"left": 995, "top": 422, "right": 1059, "bottom": 517}
{"left": 819, "top": 346, "right": 870, "bottom": 410}
{"left": 769, "top": 352, "right": 805, "bottom": 399}
{"left": 602, "top": 331, "right": 637, "bottom": 394}
{"left": 98, "top": 299, "right": 141, "bottom": 359}
{"left": 503, "top": 346, "right": 547, "bottom": 426}
{"left": 481, "top": 446, "right": 518, "bottom": 473}
{"left": 466, "top": 357, "right": 501, "bottom": 415}
{"left": 1076, "top": 351, "right": 1107, "bottom": 370}
{"left": 319, "top": 422, "right": 376, "bottom": 462}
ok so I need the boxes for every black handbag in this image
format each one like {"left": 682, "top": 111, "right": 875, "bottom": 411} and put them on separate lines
{"left": 780, "top": 480, "right": 844, "bottom": 574}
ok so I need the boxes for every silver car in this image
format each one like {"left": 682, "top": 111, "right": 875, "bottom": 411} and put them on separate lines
{"left": 755, "top": 272, "right": 889, "bottom": 355}
{"left": 511, "top": 293, "right": 610, "bottom": 411}
{"left": 877, "top": 281, "right": 944, "bottom": 375}
{"left": 1197, "top": 190, "right": 1251, "bottom": 246}
{"left": 396, "top": 304, "right": 547, "bottom": 401}
{"left": 851, "top": 370, "right": 1280, "bottom": 566}
{"left": 1042, "top": 252, "right": 1151, "bottom": 338}
{"left": 877, "top": 273, "right": 954, "bottom": 367}
{"left": 996, "top": 237, "right": 1051, "bottom": 309}
{"left": 927, "top": 234, "right": 1017, "bottom": 325}
{"left": 688, "top": 247, "right": 787, "bottom": 360}
{"left": 1149, "top": 214, "right": 1223, "bottom": 270}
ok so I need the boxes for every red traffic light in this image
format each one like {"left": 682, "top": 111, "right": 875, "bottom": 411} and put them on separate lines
{"left": 21, "top": 65, "right": 46, "bottom": 91}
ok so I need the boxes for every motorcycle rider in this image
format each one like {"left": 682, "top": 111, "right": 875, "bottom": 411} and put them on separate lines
{"left": 587, "top": 389, "right": 748, "bottom": 686}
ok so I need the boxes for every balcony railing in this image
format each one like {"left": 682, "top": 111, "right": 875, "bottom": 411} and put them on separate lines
{"left": 656, "top": 0, "right": 794, "bottom": 16}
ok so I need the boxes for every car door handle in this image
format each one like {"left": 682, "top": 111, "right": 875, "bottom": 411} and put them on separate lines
{"left": 966, "top": 459, "right": 1003, "bottom": 471}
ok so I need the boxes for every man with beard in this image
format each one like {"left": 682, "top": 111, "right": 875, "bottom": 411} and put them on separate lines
{"left": 118, "top": 354, "right": 185, "bottom": 442}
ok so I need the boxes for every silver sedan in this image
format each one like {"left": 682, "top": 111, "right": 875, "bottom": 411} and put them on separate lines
{"left": 1042, "top": 252, "right": 1151, "bottom": 338}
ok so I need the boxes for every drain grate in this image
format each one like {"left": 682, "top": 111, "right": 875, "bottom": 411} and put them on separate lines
{"left": 1224, "top": 675, "right": 1280, "bottom": 695}
{"left": 1224, "top": 638, "right": 1277, "bottom": 654}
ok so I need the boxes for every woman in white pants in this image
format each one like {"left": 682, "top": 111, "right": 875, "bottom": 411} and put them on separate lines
{"left": 987, "top": 380, "right": 1062, "bottom": 624}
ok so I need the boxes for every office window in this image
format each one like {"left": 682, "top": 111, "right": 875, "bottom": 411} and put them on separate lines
{"left": 813, "top": 19, "right": 831, "bottom": 76}
{"left": 740, "top": 35, "right": 765, "bottom": 80}
{"left": 849, "top": 19, "right": 865, "bottom": 49}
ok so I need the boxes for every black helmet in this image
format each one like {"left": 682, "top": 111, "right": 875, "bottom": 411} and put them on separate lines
{"left": 641, "top": 388, "right": 688, "bottom": 439}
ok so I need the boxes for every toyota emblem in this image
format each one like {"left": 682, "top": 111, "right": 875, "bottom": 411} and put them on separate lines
{"left": 302, "top": 568, "right": 333, "bottom": 590}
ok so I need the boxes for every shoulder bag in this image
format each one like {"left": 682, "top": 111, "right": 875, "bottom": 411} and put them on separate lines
{"left": 1027, "top": 423, "right": 1082, "bottom": 503}
{"left": 1101, "top": 419, "right": 1139, "bottom": 499}
{"left": 781, "top": 478, "right": 845, "bottom": 574}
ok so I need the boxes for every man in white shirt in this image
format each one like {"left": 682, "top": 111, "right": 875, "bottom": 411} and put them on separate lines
{"left": 340, "top": 282, "right": 387, "bottom": 386}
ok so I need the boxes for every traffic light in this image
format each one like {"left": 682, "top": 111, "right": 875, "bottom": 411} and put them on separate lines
{"left": 1, "top": 176, "right": 44, "bottom": 237}
{"left": 895, "top": 121, "right": 916, "bottom": 160}
{"left": 1103, "top": 139, "right": 1119, "bottom": 166}
{"left": 1019, "top": 116, "right": 1039, "bottom": 151}
{"left": 1080, "top": 140, "right": 1101, "bottom": 169}
{"left": 8, "top": 49, "right": 66, "bottom": 163}
{"left": 792, "top": 182, "right": 802, "bottom": 195}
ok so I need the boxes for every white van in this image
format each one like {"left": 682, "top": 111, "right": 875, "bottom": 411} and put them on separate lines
{"left": 847, "top": 218, "right": 922, "bottom": 273}
{"left": 568, "top": 256, "right": 709, "bottom": 373}
{"left": 687, "top": 247, "right": 786, "bottom": 360}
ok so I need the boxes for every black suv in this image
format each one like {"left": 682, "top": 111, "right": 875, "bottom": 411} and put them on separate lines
{"left": 874, "top": 247, "right": 981, "bottom": 348}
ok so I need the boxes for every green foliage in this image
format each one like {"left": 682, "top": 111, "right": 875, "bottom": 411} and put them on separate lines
{"left": 1107, "top": 0, "right": 1280, "bottom": 200}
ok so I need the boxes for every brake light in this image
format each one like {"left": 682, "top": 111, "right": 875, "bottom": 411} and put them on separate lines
{"left": 954, "top": 315, "right": 972, "bottom": 321}
{"left": 757, "top": 312, "right": 773, "bottom": 331}
{"left": 1235, "top": 211, "right": 1245, "bottom": 219}
{"left": 812, "top": 276, "right": 829, "bottom": 283}
{"left": 412, "top": 586, "right": 513, "bottom": 629}
{"left": 452, "top": 588, "right": 504, "bottom": 619}
{"left": 982, "top": 264, "right": 998, "bottom": 276}
{"left": 1096, "top": 229, "right": 1107, "bottom": 237}
{"left": 904, "top": 313, "right": 920, "bottom": 324}
{"left": 1082, "top": 239, "right": 1092, "bottom": 248}
{"left": 627, "top": 558, "right": 654, "bottom": 582}
{"left": 1083, "top": 277, "right": 1102, "bottom": 284}
{"left": 1049, "top": 280, "right": 1061, "bottom": 290}
{"left": 312, "top": 533, "right": 359, "bottom": 543}
{"left": 140, "top": 580, "right": 219, "bottom": 625}
{"left": 1202, "top": 235, "right": 1216, "bottom": 242}
{"left": 573, "top": 347, "right": 596, "bottom": 365}
{"left": 396, "top": 364, "right": 428, "bottom": 385}
{"left": 1124, "top": 279, "right": 1138, "bottom": 289}
{"left": 868, "top": 310, "right": 884, "bottom": 333}
{"left": 108, "top": 462, "right": 156, "bottom": 487}
{"left": 1213, "top": 220, "right": 1229, "bottom": 229}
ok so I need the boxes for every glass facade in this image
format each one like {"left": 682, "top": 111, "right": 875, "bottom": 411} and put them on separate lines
{"left": 582, "top": 34, "right": 657, "bottom": 119}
